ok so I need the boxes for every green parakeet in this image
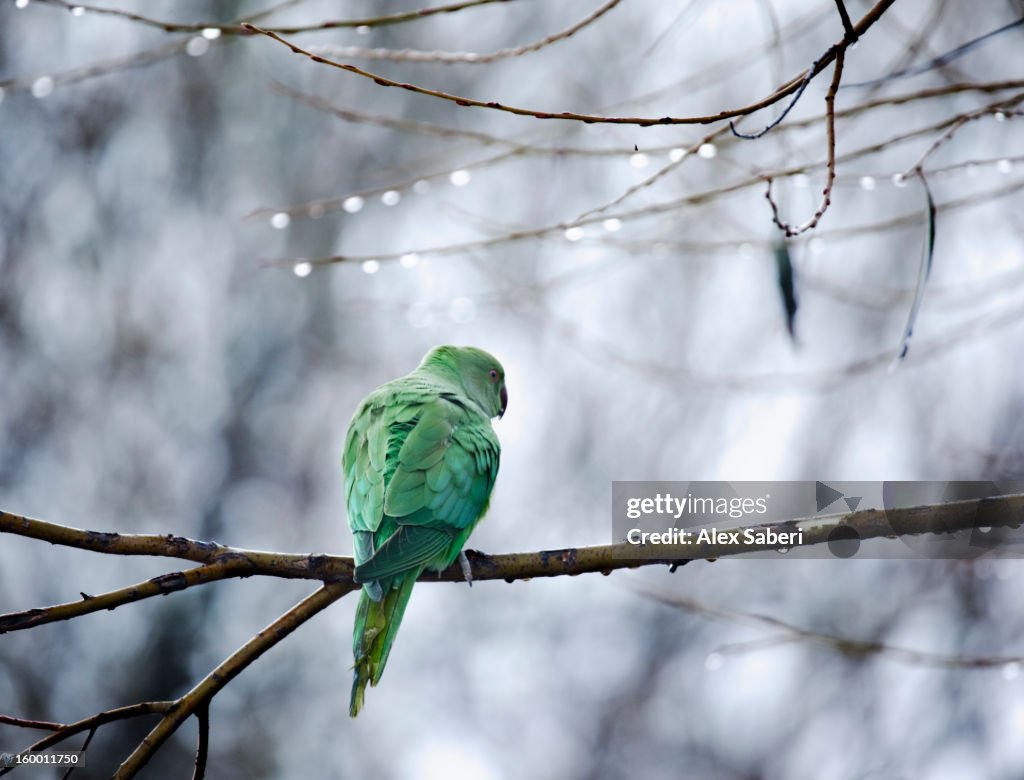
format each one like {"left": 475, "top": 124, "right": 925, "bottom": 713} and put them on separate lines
{"left": 343, "top": 345, "right": 507, "bottom": 717}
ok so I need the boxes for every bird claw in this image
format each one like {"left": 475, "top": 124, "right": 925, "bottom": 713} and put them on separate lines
{"left": 459, "top": 551, "right": 473, "bottom": 588}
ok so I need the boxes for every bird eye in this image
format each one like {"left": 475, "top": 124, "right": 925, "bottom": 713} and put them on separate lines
{"left": 488, "top": 369, "right": 499, "bottom": 382}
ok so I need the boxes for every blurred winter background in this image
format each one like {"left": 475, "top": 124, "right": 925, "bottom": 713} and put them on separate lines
{"left": 2, "top": 0, "right": 1024, "bottom": 777}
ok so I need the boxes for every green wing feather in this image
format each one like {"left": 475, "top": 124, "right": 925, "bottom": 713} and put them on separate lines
{"left": 344, "top": 384, "right": 500, "bottom": 716}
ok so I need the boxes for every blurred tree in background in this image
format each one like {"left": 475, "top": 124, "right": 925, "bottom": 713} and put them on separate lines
{"left": 2, "top": 0, "right": 1024, "bottom": 777}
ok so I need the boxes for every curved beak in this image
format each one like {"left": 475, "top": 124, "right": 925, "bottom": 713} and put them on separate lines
{"left": 499, "top": 385, "right": 508, "bottom": 419}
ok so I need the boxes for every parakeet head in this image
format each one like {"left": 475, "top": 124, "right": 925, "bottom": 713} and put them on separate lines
{"left": 420, "top": 345, "right": 508, "bottom": 420}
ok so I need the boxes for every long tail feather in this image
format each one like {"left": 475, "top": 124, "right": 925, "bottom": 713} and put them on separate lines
{"left": 349, "top": 570, "right": 419, "bottom": 717}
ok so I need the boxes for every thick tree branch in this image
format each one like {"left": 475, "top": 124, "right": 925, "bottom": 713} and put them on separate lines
{"left": 3, "top": 493, "right": 1022, "bottom": 597}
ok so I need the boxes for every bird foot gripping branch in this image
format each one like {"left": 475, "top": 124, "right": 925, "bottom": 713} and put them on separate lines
{"left": 458, "top": 551, "right": 474, "bottom": 587}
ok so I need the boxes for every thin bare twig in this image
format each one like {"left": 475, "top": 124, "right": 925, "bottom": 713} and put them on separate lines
{"left": 614, "top": 5, "right": 831, "bottom": 112}
{"left": 0, "top": 558, "right": 261, "bottom": 634}
{"left": 62, "top": 727, "right": 96, "bottom": 780}
{"left": 901, "top": 94, "right": 1024, "bottom": 179}
{"left": 847, "top": 14, "right": 1024, "bottom": 88}
{"left": 0, "top": 715, "right": 64, "bottom": 731}
{"left": 34, "top": 0, "right": 512, "bottom": 35}
{"left": 641, "top": 588, "right": 1024, "bottom": 669}
{"left": 0, "top": 39, "right": 189, "bottom": 94}
{"left": 595, "top": 170, "right": 1024, "bottom": 267}
{"left": 192, "top": 703, "right": 209, "bottom": 780}
{"left": 729, "top": 49, "right": 829, "bottom": 140}
{"left": 765, "top": 49, "right": 846, "bottom": 236}
{"left": 573, "top": 127, "right": 730, "bottom": 224}
{"left": 246, "top": 144, "right": 521, "bottom": 221}
{"left": 308, "top": 0, "right": 624, "bottom": 64}
{"left": 0, "top": 0, "right": 314, "bottom": 95}
{"left": 268, "top": 81, "right": 520, "bottom": 148}
{"left": 833, "top": 0, "right": 857, "bottom": 40}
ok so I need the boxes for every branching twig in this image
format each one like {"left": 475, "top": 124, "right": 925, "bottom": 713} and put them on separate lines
{"left": 730, "top": 50, "right": 830, "bottom": 140}
{"left": 114, "top": 584, "right": 350, "bottom": 778}
{"left": 263, "top": 166, "right": 1022, "bottom": 272}
{"left": 241, "top": 0, "right": 897, "bottom": 127}
{"left": 0, "top": 702, "right": 174, "bottom": 776}
{"left": 274, "top": 75, "right": 1024, "bottom": 153}
{"left": 267, "top": 83, "right": 1013, "bottom": 269}
{"left": 730, "top": 0, "right": 855, "bottom": 140}
{"left": 248, "top": 80, "right": 1024, "bottom": 226}
{"left": 765, "top": 48, "right": 846, "bottom": 236}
